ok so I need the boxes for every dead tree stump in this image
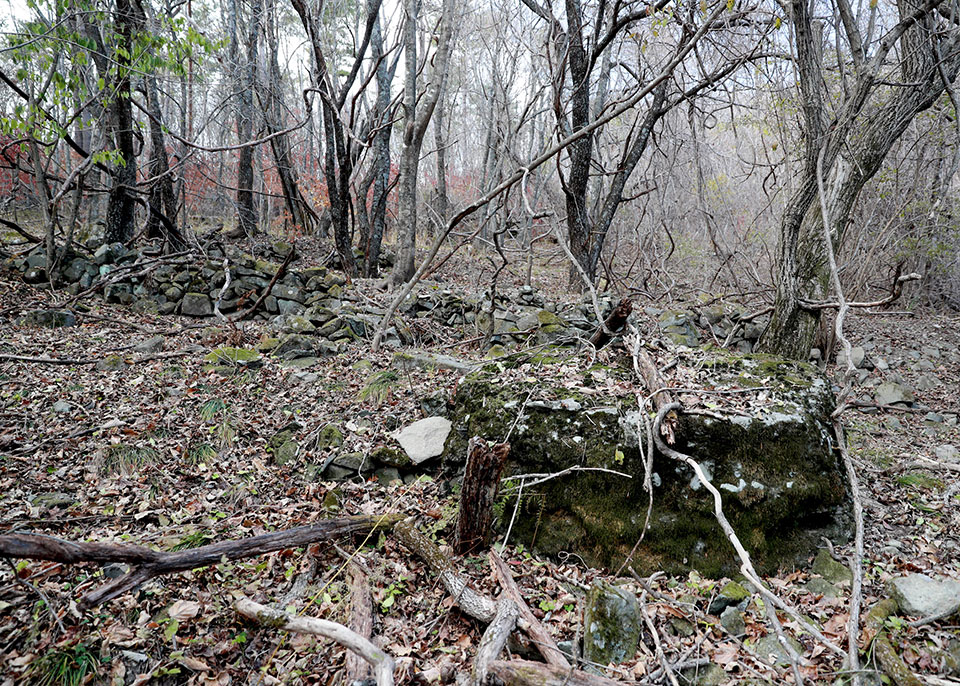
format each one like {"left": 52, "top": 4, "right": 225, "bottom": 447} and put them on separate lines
{"left": 589, "top": 298, "right": 633, "bottom": 349}
{"left": 454, "top": 437, "right": 510, "bottom": 555}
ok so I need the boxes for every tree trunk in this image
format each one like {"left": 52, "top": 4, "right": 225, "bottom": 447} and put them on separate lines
{"left": 104, "top": 0, "right": 137, "bottom": 245}
{"left": 235, "top": 0, "right": 261, "bottom": 236}
{"left": 390, "top": 0, "right": 457, "bottom": 286}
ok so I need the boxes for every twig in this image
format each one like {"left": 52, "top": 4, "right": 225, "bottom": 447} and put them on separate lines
{"left": 3, "top": 558, "right": 66, "bottom": 635}
{"left": 639, "top": 590, "right": 681, "bottom": 686}
{"left": 235, "top": 597, "right": 395, "bottom": 686}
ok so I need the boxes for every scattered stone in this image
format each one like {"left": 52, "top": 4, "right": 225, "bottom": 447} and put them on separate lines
{"left": 875, "top": 381, "right": 914, "bottom": 406}
{"left": 582, "top": 580, "right": 642, "bottom": 666}
{"left": 805, "top": 577, "right": 840, "bottom": 599}
{"left": 204, "top": 347, "right": 262, "bottom": 368}
{"left": 332, "top": 452, "right": 373, "bottom": 473}
{"left": 720, "top": 606, "right": 746, "bottom": 636}
{"left": 96, "top": 354, "right": 128, "bottom": 371}
{"left": 393, "top": 417, "right": 453, "bottom": 465}
{"left": 51, "top": 400, "right": 72, "bottom": 413}
{"left": 812, "top": 549, "right": 853, "bottom": 585}
{"left": 669, "top": 617, "right": 696, "bottom": 637}
{"left": 370, "top": 445, "right": 411, "bottom": 468}
{"left": 916, "top": 374, "right": 941, "bottom": 391}
{"left": 678, "top": 663, "right": 726, "bottom": 686}
{"left": 134, "top": 335, "right": 165, "bottom": 353}
{"left": 18, "top": 309, "right": 76, "bottom": 328}
{"left": 838, "top": 346, "right": 866, "bottom": 369}
{"left": 181, "top": 292, "right": 213, "bottom": 317}
{"left": 315, "top": 424, "right": 344, "bottom": 450}
{"left": 887, "top": 574, "right": 960, "bottom": 618}
{"left": 31, "top": 492, "right": 77, "bottom": 509}
{"left": 393, "top": 350, "right": 477, "bottom": 375}
{"left": 753, "top": 634, "right": 804, "bottom": 666}
{"left": 708, "top": 581, "right": 751, "bottom": 615}
{"left": 375, "top": 467, "right": 401, "bottom": 483}
{"left": 935, "top": 444, "right": 958, "bottom": 462}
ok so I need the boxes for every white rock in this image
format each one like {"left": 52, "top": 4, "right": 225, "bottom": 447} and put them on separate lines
{"left": 887, "top": 574, "right": 960, "bottom": 618}
{"left": 394, "top": 417, "right": 452, "bottom": 464}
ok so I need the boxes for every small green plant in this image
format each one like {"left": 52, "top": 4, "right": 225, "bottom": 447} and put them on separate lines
{"left": 380, "top": 576, "right": 407, "bottom": 612}
{"left": 171, "top": 530, "right": 213, "bottom": 551}
{"left": 884, "top": 615, "right": 907, "bottom": 632}
{"left": 101, "top": 444, "right": 158, "bottom": 475}
{"left": 359, "top": 370, "right": 400, "bottom": 407}
{"left": 24, "top": 642, "right": 100, "bottom": 686}
{"left": 187, "top": 442, "right": 217, "bottom": 465}
{"left": 538, "top": 598, "right": 557, "bottom": 612}
{"left": 200, "top": 397, "right": 228, "bottom": 422}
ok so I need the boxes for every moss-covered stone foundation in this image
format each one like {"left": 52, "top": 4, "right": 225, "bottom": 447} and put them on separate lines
{"left": 443, "top": 352, "right": 851, "bottom": 576}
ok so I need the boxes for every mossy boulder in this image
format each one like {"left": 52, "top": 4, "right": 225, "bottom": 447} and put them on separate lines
{"left": 444, "top": 352, "right": 851, "bottom": 576}
{"left": 582, "top": 580, "right": 642, "bottom": 665}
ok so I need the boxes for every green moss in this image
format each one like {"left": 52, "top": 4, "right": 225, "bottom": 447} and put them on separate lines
{"left": 204, "top": 347, "right": 260, "bottom": 365}
{"left": 445, "top": 351, "right": 849, "bottom": 577}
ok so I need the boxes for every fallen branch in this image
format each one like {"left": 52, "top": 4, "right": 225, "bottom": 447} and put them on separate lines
{"left": 235, "top": 596, "right": 395, "bottom": 686}
{"left": 0, "top": 354, "right": 96, "bottom": 365}
{"left": 863, "top": 599, "right": 923, "bottom": 686}
{"left": 471, "top": 599, "right": 519, "bottom": 686}
{"left": 0, "top": 514, "right": 402, "bottom": 608}
{"left": 345, "top": 563, "right": 376, "bottom": 684}
{"left": 489, "top": 549, "right": 570, "bottom": 669}
{"left": 393, "top": 518, "right": 497, "bottom": 623}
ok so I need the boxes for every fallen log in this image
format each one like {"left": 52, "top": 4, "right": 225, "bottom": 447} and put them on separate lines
{"left": 472, "top": 599, "right": 519, "bottom": 686}
{"left": 346, "top": 563, "right": 376, "bottom": 684}
{"left": 393, "top": 518, "right": 497, "bottom": 623}
{"left": 0, "top": 513, "right": 402, "bottom": 608}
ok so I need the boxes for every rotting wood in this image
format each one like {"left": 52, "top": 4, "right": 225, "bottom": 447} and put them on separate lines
{"left": 489, "top": 549, "right": 570, "bottom": 669}
{"left": 455, "top": 437, "right": 510, "bottom": 555}
{"left": 471, "top": 599, "right": 519, "bottom": 686}
{"left": 0, "top": 514, "right": 401, "bottom": 608}
{"left": 235, "top": 596, "right": 395, "bottom": 686}
{"left": 346, "top": 563, "right": 376, "bottom": 684}
{"left": 588, "top": 297, "right": 633, "bottom": 350}
{"left": 487, "top": 659, "right": 628, "bottom": 686}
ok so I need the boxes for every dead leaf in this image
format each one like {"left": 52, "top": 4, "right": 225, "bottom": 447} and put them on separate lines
{"left": 168, "top": 600, "right": 202, "bottom": 622}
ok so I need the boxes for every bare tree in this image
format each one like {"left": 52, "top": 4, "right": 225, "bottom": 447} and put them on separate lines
{"left": 758, "top": 0, "right": 960, "bottom": 359}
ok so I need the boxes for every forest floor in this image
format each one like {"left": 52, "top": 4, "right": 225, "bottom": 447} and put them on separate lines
{"left": 0, "top": 245, "right": 958, "bottom": 686}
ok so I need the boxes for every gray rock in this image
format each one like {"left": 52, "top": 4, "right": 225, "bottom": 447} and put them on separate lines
{"left": 812, "top": 549, "right": 853, "bottom": 585}
{"left": 394, "top": 352, "right": 477, "bottom": 376}
{"left": 678, "top": 663, "right": 726, "bottom": 686}
{"left": 875, "top": 381, "right": 914, "bottom": 406}
{"left": 94, "top": 242, "right": 126, "bottom": 265}
{"left": 375, "top": 467, "right": 401, "bottom": 483}
{"left": 332, "top": 452, "right": 373, "bottom": 473}
{"left": 887, "top": 574, "right": 960, "bottom": 618}
{"left": 935, "top": 444, "right": 958, "bottom": 462}
{"left": 63, "top": 258, "right": 94, "bottom": 282}
{"left": 838, "top": 346, "right": 866, "bottom": 369}
{"left": 31, "top": 492, "right": 77, "bottom": 509}
{"left": 583, "top": 580, "right": 641, "bottom": 666}
{"left": 805, "top": 577, "right": 840, "bottom": 599}
{"left": 720, "top": 606, "right": 746, "bottom": 636}
{"left": 273, "top": 334, "right": 318, "bottom": 359}
{"left": 134, "top": 335, "right": 165, "bottom": 353}
{"left": 394, "top": 417, "right": 453, "bottom": 464}
{"left": 181, "top": 292, "right": 213, "bottom": 316}
{"left": 708, "top": 581, "right": 751, "bottom": 615}
{"left": 916, "top": 374, "right": 941, "bottom": 391}
{"left": 753, "top": 634, "right": 803, "bottom": 665}
{"left": 18, "top": 309, "right": 76, "bottom": 328}
{"left": 51, "top": 400, "right": 72, "bottom": 413}
{"left": 96, "top": 355, "right": 128, "bottom": 371}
